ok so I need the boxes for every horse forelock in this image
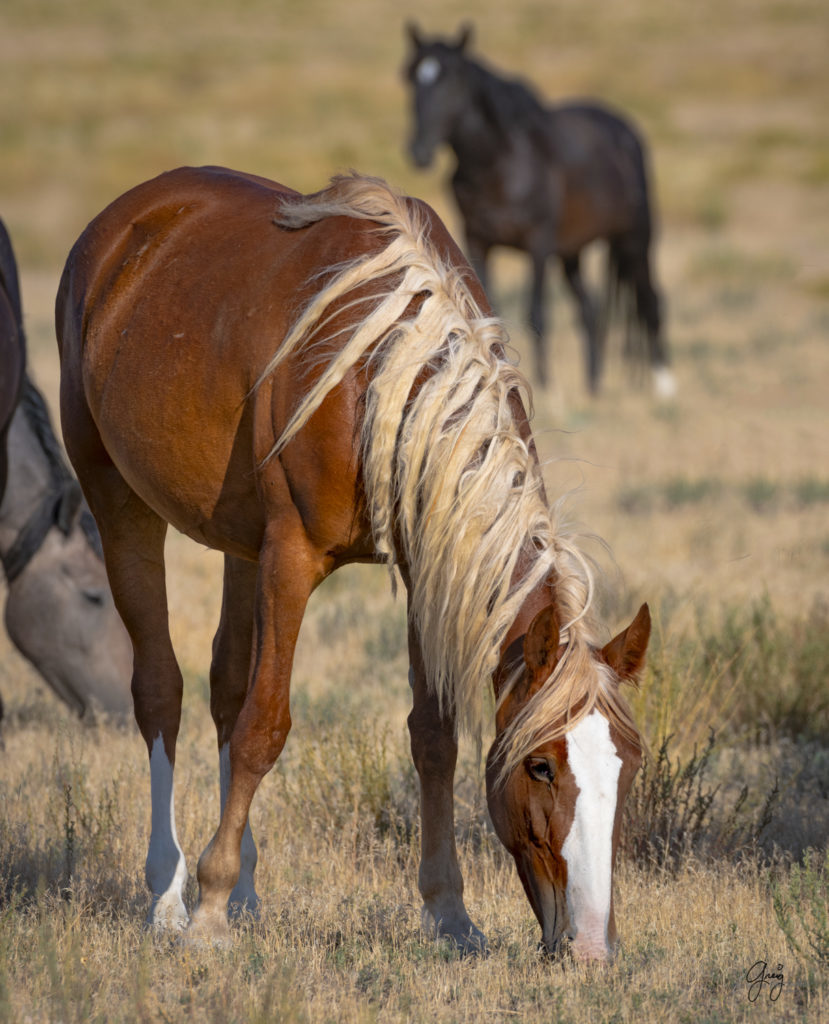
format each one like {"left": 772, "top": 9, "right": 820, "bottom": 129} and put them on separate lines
{"left": 261, "top": 173, "right": 611, "bottom": 741}
{"left": 492, "top": 537, "right": 643, "bottom": 786}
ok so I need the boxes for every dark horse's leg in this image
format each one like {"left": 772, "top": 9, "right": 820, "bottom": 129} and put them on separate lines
{"left": 528, "top": 251, "right": 550, "bottom": 389}
{"left": 190, "top": 519, "right": 315, "bottom": 941}
{"left": 210, "top": 554, "right": 261, "bottom": 919}
{"left": 562, "top": 253, "right": 602, "bottom": 394}
{"left": 407, "top": 617, "right": 487, "bottom": 953}
{"left": 614, "top": 235, "right": 676, "bottom": 398}
{"left": 465, "top": 235, "right": 492, "bottom": 297}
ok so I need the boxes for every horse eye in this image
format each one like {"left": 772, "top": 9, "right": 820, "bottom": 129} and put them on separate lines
{"left": 525, "top": 758, "right": 555, "bottom": 785}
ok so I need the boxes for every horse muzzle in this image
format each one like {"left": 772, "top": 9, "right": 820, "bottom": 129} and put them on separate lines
{"left": 408, "top": 138, "right": 435, "bottom": 169}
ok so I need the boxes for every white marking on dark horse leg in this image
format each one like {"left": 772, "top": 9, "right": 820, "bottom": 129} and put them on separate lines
{"left": 220, "top": 743, "right": 260, "bottom": 919}
{"left": 145, "top": 733, "right": 189, "bottom": 930}
{"left": 560, "top": 711, "right": 621, "bottom": 961}
{"left": 653, "top": 365, "right": 677, "bottom": 400}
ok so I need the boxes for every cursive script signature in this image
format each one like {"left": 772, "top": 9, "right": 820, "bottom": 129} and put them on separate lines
{"left": 745, "top": 960, "right": 784, "bottom": 1002}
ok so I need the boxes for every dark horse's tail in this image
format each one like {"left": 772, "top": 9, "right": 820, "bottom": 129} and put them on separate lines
{"left": 602, "top": 127, "right": 667, "bottom": 381}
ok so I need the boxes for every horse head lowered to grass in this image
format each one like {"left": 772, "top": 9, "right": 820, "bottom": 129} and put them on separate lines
{"left": 57, "top": 166, "right": 649, "bottom": 961}
{"left": 0, "top": 218, "right": 132, "bottom": 723}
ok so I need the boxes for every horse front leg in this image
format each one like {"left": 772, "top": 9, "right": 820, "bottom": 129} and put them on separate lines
{"left": 407, "top": 620, "right": 487, "bottom": 953}
{"left": 562, "top": 253, "right": 602, "bottom": 394}
{"left": 528, "top": 251, "right": 549, "bottom": 389}
{"left": 188, "top": 524, "right": 315, "bottom": 943}
{"left": 465, "top": 235, "right": 492, "bottom": 299}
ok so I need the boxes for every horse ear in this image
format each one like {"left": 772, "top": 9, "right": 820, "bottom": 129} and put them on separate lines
{"left": 455, "top": 22, "right": 474, "bottom": 52}
{"left": 602, "top": 603, "right": 651, "bottom": 681}
{"left": 406, "top": 21, "right": 423, "bottom": 49}
{"left": 524, "top": 604, "right": 560, "bottom": 679}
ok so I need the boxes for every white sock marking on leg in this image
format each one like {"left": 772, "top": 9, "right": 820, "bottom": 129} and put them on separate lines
{"left": 146, "top": 732, "right": 188, "bottom": 929}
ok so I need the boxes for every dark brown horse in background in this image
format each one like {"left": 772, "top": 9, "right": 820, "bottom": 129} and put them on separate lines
{"left": 58, "top": 166, "right": 649, "bottom": 960}
{"left": 404, "top": 24, "right": 675, "bottom": 398}
{"left": 0, "top": 218, "right": 132, "bottom": 723}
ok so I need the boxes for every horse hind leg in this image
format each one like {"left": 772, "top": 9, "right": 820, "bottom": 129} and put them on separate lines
{"left": 407, "top": 619, "right": 487, "bottom": 954}
{"left": 617, "top": 236, "right": 676, "bottom": 398}
{"left": 562, "top": 253, "right": 602, "bottom": 394}
{"left": 189, "top": 520, "right": 316, "bottom": 943}
{"left": 74, "top": 465, "right": 187, "bottom": 929}
{"left": 60, "top": 356, "right": 188, "bottom": 930}
{"left": 211, "top": 554, "right": 261, "bottom": 920}
{"left": 528, "top": 252, "right": 550, "bottom": 389}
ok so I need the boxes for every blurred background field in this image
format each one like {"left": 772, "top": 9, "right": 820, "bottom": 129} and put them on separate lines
{"left": 0, "top": 0, "right": 827, "bottom": 1020}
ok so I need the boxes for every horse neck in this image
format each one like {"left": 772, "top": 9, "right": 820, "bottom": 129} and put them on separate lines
{"left": 449, "top": 73, "right": 508, "bottom": 169}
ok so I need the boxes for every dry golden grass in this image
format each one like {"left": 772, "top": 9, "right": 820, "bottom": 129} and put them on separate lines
{"left": 1, "top": 0, "right": 827, "bottom": 1020}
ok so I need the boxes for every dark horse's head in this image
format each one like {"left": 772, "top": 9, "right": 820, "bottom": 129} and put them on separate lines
{"left": 404, "top": 23, "right": 476, "bottom": 168}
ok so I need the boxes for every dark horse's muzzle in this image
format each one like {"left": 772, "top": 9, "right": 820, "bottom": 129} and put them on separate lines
{"left": 408, "top": 137, "right": 435, "bottom": 169}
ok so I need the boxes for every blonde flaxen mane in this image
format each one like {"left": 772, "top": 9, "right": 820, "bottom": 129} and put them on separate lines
{"left": 261, "top": 174, "right": 639, "bottom": 776}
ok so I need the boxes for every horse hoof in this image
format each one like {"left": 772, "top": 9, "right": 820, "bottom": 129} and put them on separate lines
{"left": 146, "top": 896, "right": 189, "bottom": 933}
{"left": 228, "top": 893, "right": 261, "bottom": 923}
{"left": 421, "top": 906, "right": 489, "bottom": 956}
{"left": 184, "top": 906, "right": 232, "bottom": 949}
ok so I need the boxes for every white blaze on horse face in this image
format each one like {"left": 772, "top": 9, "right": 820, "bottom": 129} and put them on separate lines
{"left": 146, "top": 733, "right": 188, "bottom": 930}
{"left": 219, "top": 743, "right": 260, "bottom": 918}
{"left": 560, "top": 710, "right": 621, "bottom": 960}
{"left": 415, "top": 56, "right": 442, "bottom": 86}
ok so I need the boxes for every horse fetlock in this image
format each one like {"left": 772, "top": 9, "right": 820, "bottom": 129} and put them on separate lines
{"left": 185, "top": 903, "right": 232, "bottom": 948}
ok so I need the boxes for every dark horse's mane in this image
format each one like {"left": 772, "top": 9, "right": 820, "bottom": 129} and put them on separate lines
{"left": 466, "top": 56, "right": 551, "bottom": 142}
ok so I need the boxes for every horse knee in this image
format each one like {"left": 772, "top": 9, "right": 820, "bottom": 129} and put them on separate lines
{"left": 233, "top": 699, "right": 292, "bottom": 778}
{"left": 408, "top": 712, "right": 457, "bottom": 777}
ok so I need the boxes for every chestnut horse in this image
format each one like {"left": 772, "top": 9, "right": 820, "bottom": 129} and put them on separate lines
{"left": 57, "top": 166, "right": 649, "bottom": 961}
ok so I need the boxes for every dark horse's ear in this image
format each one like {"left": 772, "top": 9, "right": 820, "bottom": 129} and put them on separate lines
{"left": 524, "top": 604, "right": 560, "bottom": 681}
{"left": 455, "top": 23, "right": 474, "bottom": 52}
{"left": 406, "top": 21, "right": 423, "bottom": 49}
{"left": 602, "top": 603, "right": 651, "bottom": 681}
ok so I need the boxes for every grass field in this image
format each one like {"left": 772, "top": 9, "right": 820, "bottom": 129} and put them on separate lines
{"left": 1, "top": 0, "right": 827, "bottom": 1020}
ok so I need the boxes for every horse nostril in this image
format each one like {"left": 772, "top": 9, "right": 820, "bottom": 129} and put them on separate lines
{"left": 81, "top": 588, "right": 106, "bottom": 607}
